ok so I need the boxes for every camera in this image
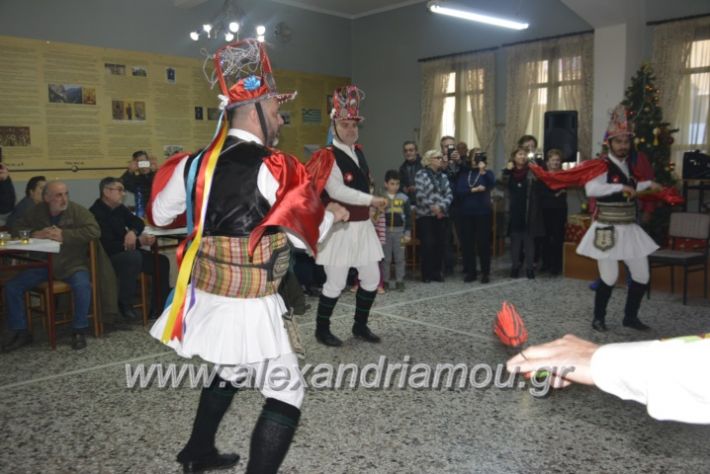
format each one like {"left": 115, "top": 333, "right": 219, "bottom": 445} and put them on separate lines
{"left": 474, "top": 152, "right": 487, "bottom": 164}
{"left": 446, "top": 144, "right": 455, "bottom": 158}
{"left": 137, "top": 160, "right": 151, "bottom": 169}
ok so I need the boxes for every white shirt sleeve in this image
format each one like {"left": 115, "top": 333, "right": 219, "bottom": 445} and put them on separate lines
{"left": 324, "top": 164, "right": 373, "bottom": 206}
{"left": 637, "top": 180, "right": 653, "bottom": 192}
{"left": 591, "top": 337, "right": 710, "bottom": 424}
{"left": 257, "top": 163, "right": 334, "bottom": 250}
{"left": 584, "top": 172, "right": 624, "bottom": 197}
{"left": 151, "top": 156, "right": 188, "bottom": 226}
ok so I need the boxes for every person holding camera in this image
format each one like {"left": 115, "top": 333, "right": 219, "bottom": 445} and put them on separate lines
{"left": 440, "top": 136, "right": 462, "bottom": 275}
{"left": 121, "top": 150, "right": 157, "bottom": 218}
{"left": 502, "top": 146, "right": 544, "bottom": 279}
{"left": 454, "top": 150, "right": 496, "bottom": 283}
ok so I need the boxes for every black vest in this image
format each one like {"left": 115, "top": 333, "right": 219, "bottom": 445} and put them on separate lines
{"left": 597, "top": 156, "right": 637, "bottom": 203}
{"left": 322, "top": 146, "right": 371, "bottom": 221}
{"left": 183, "top": 137, "right": 272, "bottom": 237}
{"left": 333, "top": 146, "right": 370, "bottom": 193}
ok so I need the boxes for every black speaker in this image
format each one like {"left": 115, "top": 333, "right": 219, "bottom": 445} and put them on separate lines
{"left": 682, "top": 150, "right": 710, "bottom": 180}
{"left": 544, "top": 110, "right": 578, "bottom": 162}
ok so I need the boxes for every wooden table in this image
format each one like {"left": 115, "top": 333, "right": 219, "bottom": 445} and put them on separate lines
{"left": 0, "top": 238, "right": 61, "bottom": 348}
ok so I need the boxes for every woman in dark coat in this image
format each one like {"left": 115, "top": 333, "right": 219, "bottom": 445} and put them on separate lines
{"left": 501, "top": 146, "right": 544, "bottom": 279}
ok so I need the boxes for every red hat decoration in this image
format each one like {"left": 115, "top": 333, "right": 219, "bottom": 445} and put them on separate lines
{"left": 331, "top": 85, "right": 365, "bottom": 122}
{"left": 606, "top": 103, "right": 634, "bottom": 140}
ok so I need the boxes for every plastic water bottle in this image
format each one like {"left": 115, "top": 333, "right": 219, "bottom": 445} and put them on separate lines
{"left": 135, "top": 187, "right": 145, "bottom": 219}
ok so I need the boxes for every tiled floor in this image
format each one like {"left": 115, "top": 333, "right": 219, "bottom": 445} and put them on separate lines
{"left": 2, "top": 263, "right": 710, "bottom": 473}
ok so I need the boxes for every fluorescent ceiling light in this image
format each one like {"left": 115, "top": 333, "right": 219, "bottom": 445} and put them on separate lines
{"left": 428, "top": 2, "right": 529, "bottom": 30}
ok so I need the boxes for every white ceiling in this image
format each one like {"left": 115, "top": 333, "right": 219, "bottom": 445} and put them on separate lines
{"left": 173, "top": 0, "right": 429, "bottom": 19}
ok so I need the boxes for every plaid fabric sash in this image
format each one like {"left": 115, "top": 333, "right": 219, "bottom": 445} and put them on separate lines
{"left": 193, "top": 233, "right": 290, "bottom": 298}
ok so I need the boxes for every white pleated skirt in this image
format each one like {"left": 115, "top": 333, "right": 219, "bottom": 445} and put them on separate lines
{"left": 149, "top": 287, "right": 293, "bottom": 366}
{"left": 316, "top": 220, "right": 385, "bottom": 267}
{"left": 577, "top": 221, "right": 659, "bottom": 260}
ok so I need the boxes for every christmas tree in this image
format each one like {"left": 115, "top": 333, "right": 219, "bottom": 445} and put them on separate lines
{"left": 620, "top": 63, "right": 679, "bottom": 243}
{"left": 621, "top": 63, "right": 678, "bottom": 186}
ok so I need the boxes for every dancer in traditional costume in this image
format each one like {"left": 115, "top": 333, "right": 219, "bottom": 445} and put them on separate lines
{"left": 147, "top": 39, "right": 347, "bottom": 473}
{"left": 529, "top": 104, "right": 679, "bottom": 332}
{"left": 307, "top": 86, "right": 388, "bottom": 346}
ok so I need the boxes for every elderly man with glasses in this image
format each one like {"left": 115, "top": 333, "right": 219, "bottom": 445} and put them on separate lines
{"left": 90, "top": 177, "right": 170, "bottom": 322}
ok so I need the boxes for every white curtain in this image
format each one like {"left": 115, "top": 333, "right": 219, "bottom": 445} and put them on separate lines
{"left": 505, "top": 34, "right": 594, "bottom": 158}
{"left": 420, "top": 59, "right": 451, "bottom": 153}
{"left": 419, "top": 51, "right": 495, "bottom": 153}
{"left": 461, "top": 51, "right": 496, "bottom": 153}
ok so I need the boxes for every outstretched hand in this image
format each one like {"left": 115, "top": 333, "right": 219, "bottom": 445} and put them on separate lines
{"left": 506, "top": 334, "right": 599, "bottom": 389}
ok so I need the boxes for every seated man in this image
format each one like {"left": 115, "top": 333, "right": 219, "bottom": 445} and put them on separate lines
{"left": 90, "top": 177, "right": 170, "bottom": 321}
{"left": 3, "top": 181, "right": 99, "bottom": 352}
{"left": 7, "top": 175, "right": 46, "bottom": 227}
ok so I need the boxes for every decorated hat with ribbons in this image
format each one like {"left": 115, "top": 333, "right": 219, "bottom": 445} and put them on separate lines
{"left": 330, "top": 85, "right": 365, "bottom": 122}
{"left": 606, "top": 103, "right": 634, "bottom": 140}
{"left": 210, "top": 38, "right": 296, "bottom": 110}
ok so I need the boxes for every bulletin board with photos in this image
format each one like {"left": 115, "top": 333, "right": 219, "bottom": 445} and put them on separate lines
{"left": 0, "top": 35, "right": 349, "bottom": 180}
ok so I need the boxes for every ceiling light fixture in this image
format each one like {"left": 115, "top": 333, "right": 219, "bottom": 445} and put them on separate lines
{"left": 427, "top": 1, "right": 529, "bottom": 30}
{"left": 188, "top": 0, "right": 269, "bottom": 43}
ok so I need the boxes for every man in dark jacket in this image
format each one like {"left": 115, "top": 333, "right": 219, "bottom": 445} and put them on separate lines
{"left": 398, "top": 140, "right": 422, "bottom": 202}
{"left": 90, "top": 177, "right": 170, "bottom": 320}
{"left": 3, "top": 181, "right": 99, "bottom": 351}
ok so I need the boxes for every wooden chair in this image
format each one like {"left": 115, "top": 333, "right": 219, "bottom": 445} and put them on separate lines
{"left": 403, "top": 209, "right": 419, "bottom": 272}
{"left": 648, "top": 212, "right": 710, "bottom": 305}
{"left": 135, "top": 272, "right": 150, "bottom": 326}
{"left": 24, "top": 240, "right": 102, "bottom": 349}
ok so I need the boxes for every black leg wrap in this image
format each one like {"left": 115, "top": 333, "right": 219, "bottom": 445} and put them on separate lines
{"left": 245, "top": 398, "right": 301, "bottom": 474}
{"left": 623, "top": 280, "right": 650, "bottom": 330}
{"left": 316, "top": 294, "right": 339, "bottom": 332}
{"left": 354, "top": 287, "right": 377, "bottom": 326}
{"left": 593, "top": 281, "right": 614, "bottom": 323}
{"left": 177, "top": 375, "right": 238, "bottom": 462}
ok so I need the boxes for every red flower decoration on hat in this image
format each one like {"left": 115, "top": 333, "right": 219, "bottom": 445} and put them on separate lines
{"left": 344, "top": 172, "right": 354, "bottom": 183}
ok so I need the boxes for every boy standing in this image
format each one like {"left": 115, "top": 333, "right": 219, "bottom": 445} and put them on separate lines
{"left": 382, "top": 170, "right": 411, "bottom": 291}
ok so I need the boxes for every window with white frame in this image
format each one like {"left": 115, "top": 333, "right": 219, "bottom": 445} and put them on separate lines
{"left": 439, "top": 67, "right": 483, "bottom": 149}
{"left": 676, "top": 37, "right": 710, "bottom": 153}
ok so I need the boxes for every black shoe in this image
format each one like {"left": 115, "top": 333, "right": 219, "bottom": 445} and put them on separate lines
{"left": 510, "top": 267, "right": 520, "bottom": 279}
{"left": 1, "top": 330, "right": 33, "bottom": 353}
{"left": 119, "top": 303, "right": 139, "bottom": 321}
{"left": 526, "top": 270, "right": 535, "bottom": 280}
{"left": 481, "top": 274, "right": 490, "bottom": 284}
{"left": 592, "top": 319, "right": 608, "bottom": 332}
{"left": 431, "top": 275, "right": 444, "bottom": 282}
{"left": 421, "top": 278, "right": 432, "bottom": 283}
{"left": 179, "top": 452, "right": 240, "bottom": 473}
{"left": 463, "top": 274, "right": 477, "bottom": 283}
{"left": 71, "top": 333, "right": 87, "bottom": 350}
{"left": 623, "top": 319, "right": 651, "bottom": 331}
{"left": 315, "top": 329, "right": 343, "bottom": 347}
{"left": 352, "top": 323, "right": 381, "bottom": 343}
